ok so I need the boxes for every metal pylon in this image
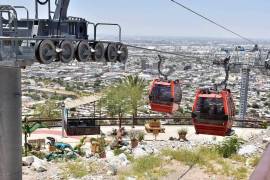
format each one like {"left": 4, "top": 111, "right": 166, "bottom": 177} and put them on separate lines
{"left": 238, "top": 66, "right": 250, "bottom": 124}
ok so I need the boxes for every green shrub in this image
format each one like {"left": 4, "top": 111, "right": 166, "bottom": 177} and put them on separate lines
{"left": 215, "top": 136, "right": 244, "bottom": 158}
{"left": 261, "top": 120, "right": 268, "bottom": 129}
{"left": 113, "top": 148, "right": 125, "bottom": 156}
{"left": 138, "top": 131, "right": 145, "bottom": 142}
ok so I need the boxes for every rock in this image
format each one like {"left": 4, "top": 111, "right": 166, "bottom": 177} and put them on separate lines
{"left": 262, "top": 137, "right": 270, "bottom": 143}
{"left": 124, "top": 149, "right": 132, "bottom": 154}
{"left": 22, "top": 156, "right": 34, "bottom": 166}
{"left": 118, "top": 153, "right": 127, "bottom": 162}
{"left": 31, "top": 157, "right": 47, "bottom": 172}
{"left": 143, "top": 146, "right": 154, "bottom": 154}
{"left": 106, "top": 150, "right": 115, "bottom": 160}
{"left": 120, "top": 146, "right": 128, "bottom": 151}
{"left": 238, "top": 145, "right": 258, "bottom": 156}
{"left": 81, "top": 175, "right": 104, "bottom": 180}
{"left": 107, "top": 153, "right": 130, "bottom": 168}
{"left": 126, "top": 177, "right": 137, "bottom": 180}
{"left": 133, "top": 147, "right": 148, "bottom": 158}
{"left": 107, "top": 165, "right": 117, "bottom": 176}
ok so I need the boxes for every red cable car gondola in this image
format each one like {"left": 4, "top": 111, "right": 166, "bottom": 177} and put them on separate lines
{"left": 149, "top": 79, "right": 182, "bottom": 113}
{"left": 191, "top": 55, "right": 235, "bottom": 136}
{"left": 191, "top": 88, "right": 235, "bottom": 136}
{"left": 148, "top": 55, "right": 182, "bottom": 113}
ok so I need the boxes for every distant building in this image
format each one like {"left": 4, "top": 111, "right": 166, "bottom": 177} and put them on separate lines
{"left": 141, "top": 59, "right": 149, "bottom": 70}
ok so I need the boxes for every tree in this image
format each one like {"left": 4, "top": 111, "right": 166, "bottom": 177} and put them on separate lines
{"left": 34, "top": 100, "right": 61, "bottom": 119}
{"left": 101, "top": 84, "right": 130, "bottom": 128}
{"left": 22, "top": 119, "right": 47, "bottom": 156}
{"left": 120, "top": 75, "right": 146, "bottom": 126}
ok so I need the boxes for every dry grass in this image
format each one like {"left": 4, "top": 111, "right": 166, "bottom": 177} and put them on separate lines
{"left": 61, "top": 159, "right": 99, "bottom": 179}
{"left": 161, "top": 146, "right": 250, "bottom": 180}
{"left": 119, "top": 155, "right": 168, "bottom": 180}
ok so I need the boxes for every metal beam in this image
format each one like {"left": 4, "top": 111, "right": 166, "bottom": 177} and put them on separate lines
{"left": 0, "top": 66, "right": 22, "bottom": 180}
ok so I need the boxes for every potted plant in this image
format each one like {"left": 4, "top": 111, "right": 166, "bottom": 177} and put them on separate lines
{"left": 129, "top": 130, "right": 139, "bottom": 148}
{"left": 138, "top": 131, "right": 145, "bottom": 142}
{"left": 149, "top": 119, "right": 161, "bottom": 128}
{"left": 178, "top": 128, "right": 188, "bottom": 141}
{"left": 90, "top": 137, "right": 99, "bottom": 153}
{"left": 74, "top": 136, "right": 87, "bottom": 156}
{"left": 98, "top": 137, "right": 106, "bottom": 158}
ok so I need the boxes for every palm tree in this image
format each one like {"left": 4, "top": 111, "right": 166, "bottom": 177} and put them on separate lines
{"left": 22, "top": 119, "right": 47, "bottom": 156}
{"left": 120, "top": 75, "right": 146, "bottom": 126}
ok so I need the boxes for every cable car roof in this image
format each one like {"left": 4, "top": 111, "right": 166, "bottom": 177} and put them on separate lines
{"left": 198, "top": 94, "right": 222, "bottom": 98}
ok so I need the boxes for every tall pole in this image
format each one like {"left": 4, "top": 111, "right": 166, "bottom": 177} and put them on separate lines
{"left": 0, "top": 66, "right": 22, "bottom": 180}
{"left": 239, "top": 66, "right": 250, "bottom": 126}
{"left": 61, "top": 102, "right": 66, "bottom": 138}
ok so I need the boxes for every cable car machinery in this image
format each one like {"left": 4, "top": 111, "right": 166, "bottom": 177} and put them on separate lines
{"left": 0, "top": 0, "right": 129, "bottom": 67}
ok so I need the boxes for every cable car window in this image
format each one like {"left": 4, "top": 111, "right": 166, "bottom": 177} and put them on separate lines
{"left": 174, "top": 83, "right": 182, "bottom": 103}
{"left": 151, "top": 85, "right": 172, "bottom": 104}
{"left": 196, "top": 97, "right": 225, "bottom": 120}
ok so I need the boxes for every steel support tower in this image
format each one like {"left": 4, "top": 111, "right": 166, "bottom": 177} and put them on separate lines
{"left": 238, "top": 66, "right": 250, "bottom": 124}
{"left": 0, "top": 66, "right": 22, "bottom": 180}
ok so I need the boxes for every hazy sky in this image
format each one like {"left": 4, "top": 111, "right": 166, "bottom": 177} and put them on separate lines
{"left": 2, "top": 0, "right": 270, "bottom": 40}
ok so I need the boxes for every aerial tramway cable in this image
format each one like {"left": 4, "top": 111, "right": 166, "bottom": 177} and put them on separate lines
{"left": 169, "top": 0, "right": 257, "bottom": 45}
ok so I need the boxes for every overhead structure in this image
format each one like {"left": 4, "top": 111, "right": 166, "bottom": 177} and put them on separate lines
{"left": 0, "top": 1, "right": 129, "bottom": 179}
{"left": 0, "top": 0, "right": 129, "bottom": 66}
{"left": 149, "top": 55, "right": 182, "bottom": 113}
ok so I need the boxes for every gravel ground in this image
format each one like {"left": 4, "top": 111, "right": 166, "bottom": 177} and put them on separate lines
{"left": 22, "top": 126, "right": 268, "bottom": 180}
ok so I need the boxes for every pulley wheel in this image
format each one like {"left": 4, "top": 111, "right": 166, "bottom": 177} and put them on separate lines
{"left": 75, "top": 40, "right": 91, "bottom": 62}
{"left": 35, "top": 40, "right": 56, "bottom": 64}
{"left": 117, "top": 44, "right": 128, "bottom": 63}
{"left": 105, "top": 43, "right": 118, "bottom": 62}
{"left": 92, "top": 42, "right": 105, "bottom": 62}
{"left": 59, "top": 40, "right": 75, "bottom": 63}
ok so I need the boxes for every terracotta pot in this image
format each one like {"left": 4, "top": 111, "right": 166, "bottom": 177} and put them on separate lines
{"left": 91, "top": 142, "right": 100, "bottom": 153}
{"left": 131, "top": 139, "right": 139, "bottom": 148}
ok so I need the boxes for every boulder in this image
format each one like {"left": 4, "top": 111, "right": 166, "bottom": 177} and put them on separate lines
{"left": 106, "top": 150, "right": 115, "bottom": 160}
{"left": 107, "top": 165, "right": 117, "bottom": 176}
{"left": 238, "top": 145, "right": 258, "bottom": 156}
{"left": 22, "top": 156, "right": 34, "bottom": 166}
{"left": 143, "top": 146, "right": 154, "bottom": 154}
{"left": 107, "top": 152, "right": 130, "bottom": 169}
{"left": 31, "top": 157, "right": 47, "bottom": 172}
{"left": 262, "top": 137, "right": 270, "bottom": 143}
{"left": 132, "top": 147, "right": 148, "bottom": 158}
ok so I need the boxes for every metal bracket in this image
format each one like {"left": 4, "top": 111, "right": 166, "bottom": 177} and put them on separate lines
{"left": 94, "top": 23, "right": 122, "bottom": 42}
{"left": 157, "top": 54, "right": 174, "bottom": 80}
